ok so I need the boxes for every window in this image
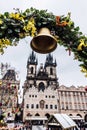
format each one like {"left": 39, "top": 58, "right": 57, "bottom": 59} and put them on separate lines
{"left": 83, "top": 103, "right": 85, "bottom": 109}
{"left": 74, "top": 103, "right": 77, "bottom": 110}
{"left": 55, "top": 105, "right": 57, "bottom": 109}
{"left": 69, "top": 103, "right": 72, "bottom": 110}
{"left": 31, "top": 67, "right": 33, "bottom": 74}
{"left": 36, "top": 104, "right": 39, "bottom": 109}
{"left": 45, "top": 95, "right": 47, "bottom": 98}
{"left": 62, "top": 103, "right": 64, "bottom": 110}
{"left": 50, "top": 68, "right": 53, "bottom": 75}
{"left": 26, "top": 104, "right": 29, "bottom": 108}
{"left": 52, "top": 95, "right": 55, "bottom": 98}
{"left": 38, "top": 82, "right": 45, "bottom": 92}
{"left": 31, "top": 104, "right": 34, "bottom": 109}
{"left": 78, "top": 104, "right": 81, "bottom": 109}
{"left": 46, "top": 104, "right": 48, "bottom": 109}
{"left": 50, "top": 105, "right": 53, "bottom": 109}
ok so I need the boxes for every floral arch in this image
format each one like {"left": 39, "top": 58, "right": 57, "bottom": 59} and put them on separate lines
{"left": 0, "top": 7, "right": 87, "bottom": 76}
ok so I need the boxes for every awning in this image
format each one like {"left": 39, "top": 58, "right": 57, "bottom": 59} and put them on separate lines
{"left": 48, "top": 114, "right": 77, "bottom": 129}
{"left": 69, "top": 116, "right": 84, "bottom": 120}
{"left": 25, "top": 116, "right": 47, "bottom": 121}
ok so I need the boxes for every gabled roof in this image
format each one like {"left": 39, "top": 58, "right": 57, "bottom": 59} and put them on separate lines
{"left": 48, "top": 114, "right": 77, "bottom": 129}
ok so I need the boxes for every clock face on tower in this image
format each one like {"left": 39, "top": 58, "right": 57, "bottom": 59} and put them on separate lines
{"left": 38, "top": 82, "right": 45, "bottom": 92}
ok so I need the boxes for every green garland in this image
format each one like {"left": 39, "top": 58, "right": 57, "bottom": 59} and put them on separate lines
{"left": 0, "top": 7, "right": 87, "bottom": 76}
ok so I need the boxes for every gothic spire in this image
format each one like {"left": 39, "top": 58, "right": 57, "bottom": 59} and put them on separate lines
{"left": 27, "top": 51, "right": 38, "bottom": 65}
{"left": 45, "top": 53, "right": 57, "bottom": 67}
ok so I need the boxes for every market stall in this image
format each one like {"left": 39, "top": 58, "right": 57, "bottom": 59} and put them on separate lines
{"left": 47, "top": 114, "right": 77, "bottom": 130}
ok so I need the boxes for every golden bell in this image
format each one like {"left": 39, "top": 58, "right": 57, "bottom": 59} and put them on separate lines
{"left": 30, "top": 27, "right": 57, "bottom": 54}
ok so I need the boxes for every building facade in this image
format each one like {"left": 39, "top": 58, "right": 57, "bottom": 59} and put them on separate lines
{"left": 22, "top": 51, "right": 87, "bottom": 122}
{"left": 23, "top": 51, "right": 59, "bottom": 122}
{"left": 58, "top": 85, "right": 87, "bottom": 120}
{"left": 0, "top": 69, "right": 20, "bottom": 119}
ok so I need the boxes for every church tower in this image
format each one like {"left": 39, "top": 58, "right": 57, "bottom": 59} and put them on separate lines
{"left": 27, "top": 51, "right": 37, "bottom": 78}
{"left": 23, "top": 51, "right": 59, "bottom": 122}
{"left": 24, "top": 51, "right": 38, "bottom": 89}
{"left": 0, "top": 69, "right": 20, "bottom": 119}
{"left": 45, "top": 53, "right": 57, "bottom": 78}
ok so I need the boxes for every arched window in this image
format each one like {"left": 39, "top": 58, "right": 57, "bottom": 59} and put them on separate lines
{"left": 38, "top": 82, "right": 45, "bottom": 92}
{"left": 31, "top": 67, "right": 33, "bottom": 74}
{"left": 35, "top": 113, "right": 40, "bottom": 116}
{"left": 27, "top": 113, "right": 31, "bottom": 116}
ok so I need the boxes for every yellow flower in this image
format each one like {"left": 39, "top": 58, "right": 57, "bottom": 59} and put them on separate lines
{"left": 9, "top": 13, "right": 24, "bottom": 21}
{"left": 81, "top": 66, "right": 87, "bottom": 73}
{"left": 23, "top": 18, "right": 36, "bottom": 36}
{"left": 77, "top": 39, "right": 87, "bottom": 51}
{"left": 9, "top": 13, "right": 14, "bottom": 18}
{"left": 5, "top": 39, "right": 11, "bottom": 45}
{"left": 0, "top": 19, "right": 3, "bottom": 24}
{"left": 0, "top": 39, "right": 11, "bottom": 47}
{"left": 0, "top": 39, "right": 2, "bottom": 45}
{"left": 19, "top": 17, "right": 24, "bottom": 22}
{"left": 85, "top": 73, "right": 87, "bottom": 77}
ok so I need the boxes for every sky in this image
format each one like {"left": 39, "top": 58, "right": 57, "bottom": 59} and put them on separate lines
{"left": 0, "top": 0, "right": 87, "bottom": 89}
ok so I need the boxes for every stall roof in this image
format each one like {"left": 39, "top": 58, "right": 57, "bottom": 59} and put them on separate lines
{"left": 69, "top": 116, "right": 84, "bottom": 120}
{"left": 48, "top": 114, "right": 77, "bottom": 129}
